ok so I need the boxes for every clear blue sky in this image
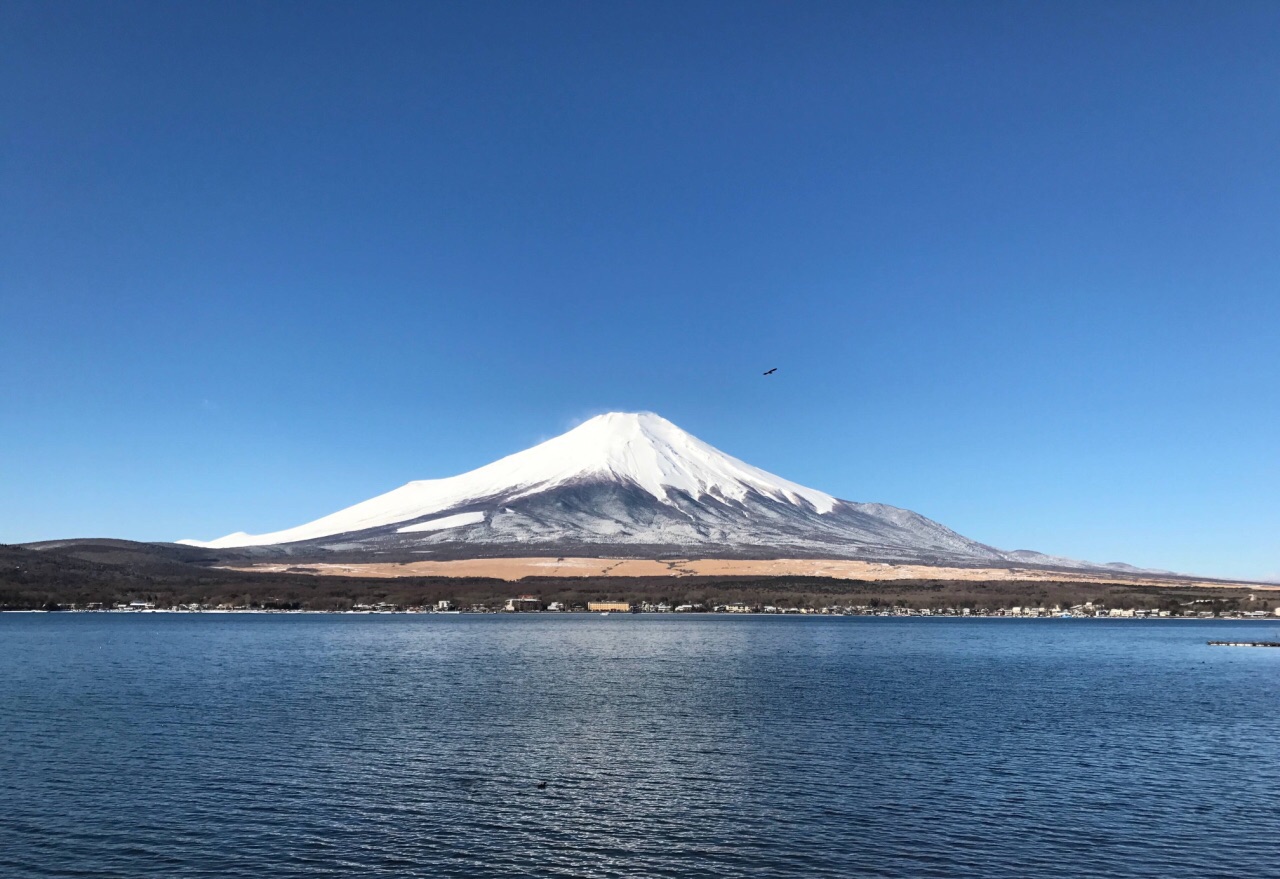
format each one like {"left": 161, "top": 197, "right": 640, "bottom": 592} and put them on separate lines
{"left": 3, "top": 1, "right": 1277, "bottom": 579}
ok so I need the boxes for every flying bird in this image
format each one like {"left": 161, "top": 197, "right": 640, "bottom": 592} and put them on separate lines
{"left": 763, "top": 367, "right": 777, "bottom": 376}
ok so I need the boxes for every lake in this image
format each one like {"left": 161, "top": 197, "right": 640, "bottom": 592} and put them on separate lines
{"left": 2, "top": 614, "right": 1278, "bottom": 878}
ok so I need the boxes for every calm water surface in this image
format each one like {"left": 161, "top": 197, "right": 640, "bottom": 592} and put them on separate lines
{"left": 2, "top": 614, "right": 1278, "bottom": 878}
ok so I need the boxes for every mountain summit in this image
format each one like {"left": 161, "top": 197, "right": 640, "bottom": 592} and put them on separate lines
{"left": 182, "top": 413, "right": 832, "bottom": 548}
{"left": 178, "top": 412, "right": 1098, "bottom": 570}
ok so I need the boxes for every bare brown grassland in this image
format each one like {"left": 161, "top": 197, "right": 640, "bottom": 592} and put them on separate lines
{"left": 229, "top": 557, "right": 1273, "bottom": 590}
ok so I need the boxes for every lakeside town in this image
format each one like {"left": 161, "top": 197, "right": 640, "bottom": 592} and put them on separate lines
{"left": 37, "top": 593, "right": 1280, "bottom": 620}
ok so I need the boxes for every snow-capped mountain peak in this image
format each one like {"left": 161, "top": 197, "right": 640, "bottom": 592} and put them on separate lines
{"left": 179, "top": 412, "right": 836, "bottom": 549}
{"left": 175, "top": 412, "right": 1136, "bottom": 573}
{"left": 497, "top": 412, "right": 837, "bottom": 512}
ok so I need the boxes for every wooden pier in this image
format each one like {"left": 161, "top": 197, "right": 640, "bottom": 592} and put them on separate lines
{"left": 1207, "top": 641, "right": 1280, "bottom": 648}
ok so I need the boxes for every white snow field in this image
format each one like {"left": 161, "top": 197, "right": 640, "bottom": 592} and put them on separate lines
{"left": 395, "top": 511, "right": 487, "bottom": 533}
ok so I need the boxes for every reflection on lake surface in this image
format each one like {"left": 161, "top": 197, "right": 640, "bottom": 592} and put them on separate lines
{"left": 2, "top": 614, "right": 1278, "bottom": 878}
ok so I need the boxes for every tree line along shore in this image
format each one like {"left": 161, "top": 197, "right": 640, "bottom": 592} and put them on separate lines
{"left": 3, "top": 540, "right": 1275, "bottom": 616}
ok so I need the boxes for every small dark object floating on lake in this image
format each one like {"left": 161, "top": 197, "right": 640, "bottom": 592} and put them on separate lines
{"left": 1208, "top": 641, "right": 1280, "bottom": 648}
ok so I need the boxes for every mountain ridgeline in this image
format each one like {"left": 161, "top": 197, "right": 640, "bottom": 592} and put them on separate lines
{"left": 178, "top": 412, "right": 1136, "bottom": 572}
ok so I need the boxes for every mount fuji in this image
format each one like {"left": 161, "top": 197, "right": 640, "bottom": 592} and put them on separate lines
{"left": 178, "top": 412, "right": 1108, "bottom": 570}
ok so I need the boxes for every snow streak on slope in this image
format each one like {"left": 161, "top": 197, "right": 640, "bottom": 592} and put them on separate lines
{"left": 396, "top": 511, "right": 486, "bottom": 533}
{"left": 179, "top": 413, "right": 837, "bottom": 548}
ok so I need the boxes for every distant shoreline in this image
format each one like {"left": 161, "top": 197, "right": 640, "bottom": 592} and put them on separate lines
{"left": 6, "top": 541, "right": 1275, "bottom": 615}
{"left": 10, "top": 608, "right": 1280, "bottom": 622}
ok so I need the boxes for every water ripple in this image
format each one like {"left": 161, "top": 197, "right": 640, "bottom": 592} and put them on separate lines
{"left": 2, "top": 615, "right": 1278, "bottom": 878}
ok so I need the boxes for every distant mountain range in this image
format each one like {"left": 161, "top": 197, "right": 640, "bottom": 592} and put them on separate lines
{"left": 178, "top": 412, "right": 1146, "bottom": 574}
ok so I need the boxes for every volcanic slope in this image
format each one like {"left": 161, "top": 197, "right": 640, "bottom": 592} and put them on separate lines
{"left": 179, "top": 412, "right": 1110, "bottom": 570}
